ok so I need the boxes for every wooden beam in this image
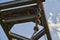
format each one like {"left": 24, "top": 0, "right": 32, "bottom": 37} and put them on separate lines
{"left": 0, "top": 0, "right": 45, "bottom": 10}
{"left": 0, "top": 0, "right": 36, "bottom": 10}
{"left": 9, "top": 31, "right": 30, "bottom": 40}
{"left": 39, "top": 3, "right": 52, "bottom": 40}
{"left": 0, "top": 14, "right": 12, "bottom": 40}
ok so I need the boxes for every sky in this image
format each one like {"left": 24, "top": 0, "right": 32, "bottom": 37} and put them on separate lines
{"left": 0, "top": 0, "right": 60, "bottom": 40}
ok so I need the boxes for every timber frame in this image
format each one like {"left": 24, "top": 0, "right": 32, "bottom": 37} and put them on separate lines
{"left": 0, "top": 0, "right": 52, "bottom": 40}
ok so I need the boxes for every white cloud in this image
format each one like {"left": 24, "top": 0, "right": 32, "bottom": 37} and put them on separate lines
{"left": 49, "top": 12, "right": 53, "bottom": 16}
{"left": 48, "top": 16, "right": 60, "bottom": 40}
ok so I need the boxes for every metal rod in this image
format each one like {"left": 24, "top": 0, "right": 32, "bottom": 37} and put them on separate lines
{"left": 32, "top": 28, "right": 45, "bottom": 40}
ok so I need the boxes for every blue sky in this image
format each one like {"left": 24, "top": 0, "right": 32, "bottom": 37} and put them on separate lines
{"left": 0, "top": 0, "right": 60, "bottom": 40}
{"left": 0, "top": 0, "right": 13, "bottom": 3}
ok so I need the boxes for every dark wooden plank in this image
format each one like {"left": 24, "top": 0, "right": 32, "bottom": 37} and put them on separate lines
{"left": 9, "top": 31, "right": 30, "bottom": 40}
{"left": 0, "top": 0, "right": 45, "bottom": 10}
{"left": 0, "top": 14, "right": 12, "bottom": 40}
{"left": 39, "top": 3, "right": 52, "bottom": 40}
{"left": 0, "top": 0, "right": 35, "bottom": 10}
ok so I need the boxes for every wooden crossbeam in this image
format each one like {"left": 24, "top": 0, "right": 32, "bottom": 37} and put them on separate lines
{"left": 0, "top": 0, "right": 45, "bottom": 10}
{"left": 9, "top": 31, "right": 30, "bottom": 40}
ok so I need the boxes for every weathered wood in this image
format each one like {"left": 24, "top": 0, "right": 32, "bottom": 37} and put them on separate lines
{"left": 39, "top": 3, "right": 52, "bottom": 40}
{"left": 0, "top": 0, "right": 45, "bottom": 10}
{"left": 9, "top": 31, "right": 30, "bottom": 40}
{"left": 0, "top": 0, "right": 52, "bottom": 40}
{"left": 0, "top": 14, "right": 12, "bottom": 40}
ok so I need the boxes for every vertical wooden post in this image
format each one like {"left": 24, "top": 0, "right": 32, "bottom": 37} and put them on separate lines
{"left": 39, "top": 3, "right": 52, "bottom": 40}
{"left": 0, "top": 14, "right": 13, "bottom": 40}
